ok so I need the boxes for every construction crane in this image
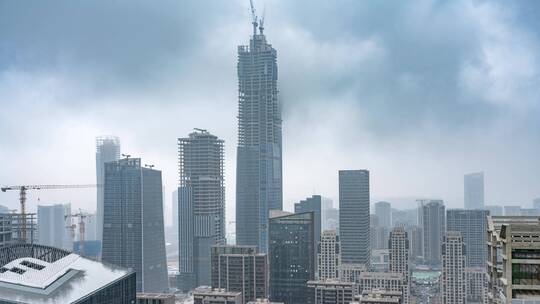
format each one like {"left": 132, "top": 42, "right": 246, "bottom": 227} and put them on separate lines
{"left": 65, "top": 210, "right": 92, "bottom": 256}
{"left": 249, "top": 0, "right": 258, "bottom": 35}
{"left": 1, "top": 184, "right": 98, "bottom": 242}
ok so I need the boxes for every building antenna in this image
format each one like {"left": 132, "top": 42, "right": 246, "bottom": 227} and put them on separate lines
{"left": 249, "top": 0, "right": 258, "bottom": 36}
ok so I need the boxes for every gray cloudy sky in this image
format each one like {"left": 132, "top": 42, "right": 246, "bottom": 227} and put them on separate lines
{"left": 1, "top": 0, "right": 539, "bottom": 226}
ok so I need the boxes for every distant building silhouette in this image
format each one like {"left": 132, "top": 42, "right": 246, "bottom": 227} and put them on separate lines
{"left": 418, "top": 199, "right": 445, "bottom": 267}
{"left": 95, "top": 136, "right": 120, "bottom": 241}
{"left": 464, "top": 172, "right": 484, "bottom": 209}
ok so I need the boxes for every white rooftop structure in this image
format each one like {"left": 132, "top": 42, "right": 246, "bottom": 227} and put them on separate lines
{"left": 0, "top": 243, "right": 135, "bottom": 303}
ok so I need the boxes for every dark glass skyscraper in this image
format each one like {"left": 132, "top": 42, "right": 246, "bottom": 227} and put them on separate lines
{"left": 339, "top": 170, "right": 370, "bottom": 266}
{"left": 269, "top": 211, "right": 315, "bottom": 304}
{"left": 102, "top": 158, "right": 168, "bottom": 293}
{"left": 177, "top": 129, "right": 225, "bottom": 290}
{"left": 236, "top": 20, "right": 282, "bottom": 253}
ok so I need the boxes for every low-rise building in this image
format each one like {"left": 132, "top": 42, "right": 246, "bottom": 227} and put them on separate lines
{"left": 193, "top": 287, "right": 242, "bottom": 304}
{"left": 358, "top": 272, "right": 409, "bottom": 304}
{"left": 351, "top": 289, "right": 403, "bottom": 304}
{"left": 0, "top": 243, "right": 136, "bottom": 303}
{"left": 307, "top": 279, "right": 354, "bottom": 304}
{"left": 137, "top": 293, "right": 175, "bottom": 304}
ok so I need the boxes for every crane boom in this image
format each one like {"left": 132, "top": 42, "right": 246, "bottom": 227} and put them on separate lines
{"left": 0, "top": 184, "right": 99, "bottom": 242}
{"left": 249, "top": 0, "right": 258, "bottom": 35}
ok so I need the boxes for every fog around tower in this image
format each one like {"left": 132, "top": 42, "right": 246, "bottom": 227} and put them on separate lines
{"left": 1, "top": 0, "right": 540, "bottom": 226}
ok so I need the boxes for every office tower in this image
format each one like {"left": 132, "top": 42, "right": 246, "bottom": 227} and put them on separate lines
{"left": 339, "top": 170, "right": 370, "bottom": 266}
{"left": 193, "top": 287, "right": 242, "bottom": 304}
{"left": 37, "top": 203, "right": 71, "bottom": 250}
{"left": 177, "top": 129, "right": 225, "bottom": 290}
{"left": 375, "top": 201, "right": 392, "bottom": 228}
{"left": 211, "top": 245, "right": 268, "bottom": 303}
{"left": 446, "top": 209, "right": 489, "bottom": 267}
{"left": 465, "top": 267, "right": 487, "bottom": 304}
{"left": 307, "top": 280, "right": 354, "bottom": 304}
{"left": 235, "top": 15, "right": 282, "bottom": 254}
{"left": 95, "top": 136, "right": 120, "bottom": 242}
{"left": 295, "top": 195, "right": 322, "bottom": 268}
{"left": 269, "top": 211, "right": 315, "bottom": 304}
{"left": 534, "top": 198, "right": 540, "bottom": 210}
{"left": 440, "top": 232, "right": 466, "bottom": 304}
{"left": 318, "top": 230, "right": 341, "bottom": 280}
{"left": 0, "top": 243, "right": 136, "bottom": 303}
{"left": 487, "top": 216, "right": 540, "bottom": 303}
{"left": 102, "top": 158, "right": 168, "bottom": 293}
{"left": 464, "top": 172, "right": 484, "bottom": 209}
{"left": 485, "top": 205, "right": 503, "bottom": 216}
{"left": 418, "top": 200, "right": 445, "bottom": 267}
{"left": 389, "top": 227, "right": 409, "bottom": 284}
{"left": 357, "top": 272, "right": 409, "bottom": 304}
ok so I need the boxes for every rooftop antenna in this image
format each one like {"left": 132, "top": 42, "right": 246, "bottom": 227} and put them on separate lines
{"left": 259, "top": 4, "right": 265, "bottom": 34}
{"left": 249, "top": 0, "right": 258, "bottom": 36}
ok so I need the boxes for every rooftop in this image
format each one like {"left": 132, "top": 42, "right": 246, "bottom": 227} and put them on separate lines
{"left": 0, "top": 243, "right": 134, "bottom": 304}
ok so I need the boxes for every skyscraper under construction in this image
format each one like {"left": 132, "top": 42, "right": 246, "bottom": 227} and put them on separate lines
{"left": 235, "top": 10, "right": 282, "bottom": 253}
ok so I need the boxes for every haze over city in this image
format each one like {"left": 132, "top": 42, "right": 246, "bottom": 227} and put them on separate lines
{"left": 2, "top": 0, "right": 540, "bottom": 228}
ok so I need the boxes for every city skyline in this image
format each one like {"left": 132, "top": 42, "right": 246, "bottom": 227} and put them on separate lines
{"left": 2, "top": 1, "right": 540, "bottom": 228}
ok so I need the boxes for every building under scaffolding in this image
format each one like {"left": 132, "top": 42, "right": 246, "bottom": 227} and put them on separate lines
{"left": 0, "top": 213, "right": 36, "bottom": 248}
{"left": 236, "top": 15, "right": 282, "bottom": 254}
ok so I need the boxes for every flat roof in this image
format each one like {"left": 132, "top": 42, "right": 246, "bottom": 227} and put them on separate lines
{"left": 0, "top": 247, "right": 133, "bottom": 303}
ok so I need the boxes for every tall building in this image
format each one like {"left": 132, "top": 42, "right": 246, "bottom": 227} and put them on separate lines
{"left": 37, "top": 203, "right": 71, "bottom": 250}
{"left": 211, "top": 245, "right": 268, "bottom": 303}
{"left": 464, "top": 172, "right": 484, "bottom": 209}
{"left": 465, "top": 267, "right": 487, "bottom": 304}
{"left": 375, "top": 201, "right": 392, "bottom": 228}
{"left": 269, "top": 211, "right": 315, "bottom": 304}
{"left": 102, "top": 158, "right": 168, "bottom": 293}
{"left": 389, "top": 227, "right": 409, "bottom": 285}
{"left": 418, "top": 200, "right": 445, "bottom": 267}
{"left": 177, "top": 129, "right": 225, "bottom": 290}
{"left": 446, "top": 209, "right": 489, "bottom": 267}
{"left": 440, "top": 232, "right": 466, "bottom": 304}
{"left": 95, "top": 136, "right": 120, "bottom": 242}
{"left": 321, "top": 197, "right": 338, "bottom": 231}
{"left": 487, "top": 216, "right": 540, "bottom": 303}
{"left": 295, "top": 195, "right": 322, "bottom": 269}
{"left": 235, "top": 14, "right": 282, "bottom": 254}
{"left": 339, "top": 170, "right": 370, "bottom": 266}
{"left": 0, "top": 243, "right": 136, "bottom": 303}
{"left": 318, "top": 230, "right": 341, "bottom": 280}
